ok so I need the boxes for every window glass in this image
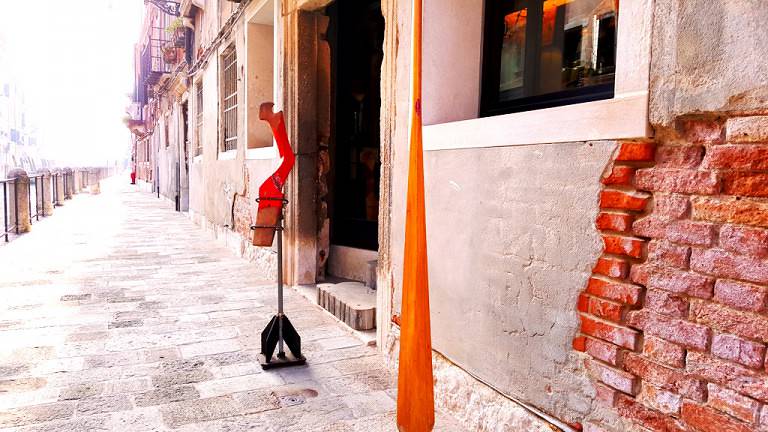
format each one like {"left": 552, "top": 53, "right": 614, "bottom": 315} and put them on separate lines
{"left": 482, "top": 0, "right": 618, "bottom": 115}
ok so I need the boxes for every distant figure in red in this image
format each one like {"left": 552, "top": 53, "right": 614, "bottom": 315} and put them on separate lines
{"left": 130, "top": 171, "right": 136, "bottom": 184}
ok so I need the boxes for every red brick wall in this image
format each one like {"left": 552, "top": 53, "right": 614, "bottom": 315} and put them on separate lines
{"left": 574, "top": 115, "right": 768, "bottom": 431}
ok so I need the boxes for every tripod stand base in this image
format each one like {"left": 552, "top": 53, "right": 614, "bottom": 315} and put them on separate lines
{"left": 259, "top": 314, "right": 305, "bottom": 370}
{"left": 258, "top": 352, "right": 306, "bottom": 370}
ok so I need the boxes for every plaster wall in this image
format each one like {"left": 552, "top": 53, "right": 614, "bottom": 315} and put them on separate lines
{"left": 389, "top": 140, "right": 617, "bottom": 423}
{"left": 384, "top": 0, "right": 628, "bottom": 425}
{"left": 246, "top": 23, "right": 275, "bottom": 149}
{"left": 186, "top": 8, "right": 282, "bottom": 277}
{"left": 649, "top": 0, "right": 768, "bottom": 127}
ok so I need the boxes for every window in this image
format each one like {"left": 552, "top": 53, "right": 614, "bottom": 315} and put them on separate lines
{"left": 220, "top": 46, "right": 238, "bottom": 152}
{"left": 481, "top": 0, "right": 618, "bottom": 116}
{"left": 195, "top": 81, "right": 204, "bottom": 156}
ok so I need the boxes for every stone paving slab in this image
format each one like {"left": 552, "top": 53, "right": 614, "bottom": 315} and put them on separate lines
{"left": 0, "top": 178, "right": 463, "bottom": 431}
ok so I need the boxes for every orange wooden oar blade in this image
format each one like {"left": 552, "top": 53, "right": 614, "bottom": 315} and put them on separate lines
{"left": 396, "top": 0, "right": 435, "bottom": 430}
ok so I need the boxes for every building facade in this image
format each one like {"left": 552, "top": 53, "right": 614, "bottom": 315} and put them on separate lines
{"left": 129, "top": 1, "right": 768, "bottom": 431}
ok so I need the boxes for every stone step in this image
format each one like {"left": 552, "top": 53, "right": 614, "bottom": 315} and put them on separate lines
{"left": 317, "top": 281, "right": 376, "bottom": 331}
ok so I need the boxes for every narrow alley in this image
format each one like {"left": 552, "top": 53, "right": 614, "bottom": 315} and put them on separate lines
{"left": 0, "top": 178, "right": 461, "bottom": 431}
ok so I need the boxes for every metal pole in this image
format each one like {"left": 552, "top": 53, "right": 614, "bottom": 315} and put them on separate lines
{"left": 13, "top": 180, "right": 19, "bottom": 234}
{"left": 3, "top": 182, "right": 8, "bottom": 242}
{"left": 36, "top": 177, "right": 40, "bottom": 221}
{"left": 277, "top": 207, "right": 284, "bottom": 357}
{"left": 39, "top": 176, "right": 43, "bottom": 219}
{"left": 28, "top": 178, "right": 32, "bottom": 223}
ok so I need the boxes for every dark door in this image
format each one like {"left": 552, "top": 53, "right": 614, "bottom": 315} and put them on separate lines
{"left": 327, "top": 0, "right": 384, "bottom": 251}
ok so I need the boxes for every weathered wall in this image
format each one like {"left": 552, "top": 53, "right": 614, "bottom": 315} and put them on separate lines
{"left": 389, "top": 140, "right": 619, "bottom": 425}
{"left": 185, "top": 1, "right": 281, "bottom": 278}
{"left": 649, "top": 0, "right": 768, "bottom": 126}
{"left": 572, "top": 1, "right": 768, "bottom": 431}
{"left": 384, "top": 0, "right": 768, "bottom": 430}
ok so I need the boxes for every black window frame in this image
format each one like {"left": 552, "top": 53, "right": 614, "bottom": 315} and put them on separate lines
{"left": 480, "top": 0, "right": 617, "bottom": 117}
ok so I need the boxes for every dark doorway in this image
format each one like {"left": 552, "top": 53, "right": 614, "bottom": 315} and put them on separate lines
{"left": 327, "top": 0, "right": 384, "bottom": 251}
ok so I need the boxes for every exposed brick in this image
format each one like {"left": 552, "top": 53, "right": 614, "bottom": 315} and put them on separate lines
{"left": 603, "top": 235, "right": 645, "bottom": 259}
{"left": 627, "top": 310, "right": 711, "bottom": 350}
{"left": 602, "top": 165, "right": 636, "bottom": 186}
{"left": 654, "top": 194, "right": 690, "bottom": 220}
{"left": 761, "top": 405, "right": 768, "bottom": 429}
{"left": 578, "top": 294, "right": 590, "bottom": 313}
{"left": 665, "top": 220, "right": 716, "bottom": 246}
{"left": 580, "top": 314, "right": 639, "bottom": 350}
{"left": 723, "top": 172, "right": 768, "bottom": 198}
{"left": 655, "top": 146, "right": 705, "bottom": 169}
{"left": 726, "top": 116, "right": 768, "bottom": 143}
{"left": 648, "top": 240, "right": 691, "bottom": 269}
{"left": 616, "top": 141, "right": 656, "bottom": 162}
{"left": 593, "top": 256, "right": 630, "bottom": 279}
{"left": 643, "top": 336, "right": 686, "bottom": 368}
{"left": 692, "top": 196, "right": 768, "bottom": 228}
{"left": 588, "top": 296, "right": 624, "bottom": 322}
{"left": 596, "top": 211, "right": 634, "bottom": 233}
{"left": 633, "top": 216, "right": 667, "bottom": 239}
{"left": 691, "top": 300, "right": 768, "bottom": 343}
{"left": 635, "top": 168, "right": 720, "bottom": 195}
{"left": 623, "top": 353, "right": 707, "bottom": 401}
{"left": 586, "top": 277, "right": 642, "bottom": 305}
{"left": 645, "top": 289, "right": 689, "bottom": 319}
{"left": 703, "top": 145, "right": 768, "bottom": 170}
{"left": 600, "top": 190, "right": 650, "bottom": 211}
{"left": 638, "top": 384, "right": 682, "bottom": 415}
{"left": 707, "top": 383, "right": 761, "bottom": 423}
{"left": 630, "top": 263, "right": 655, "bottom": 286}
{"left": 586, "top": 337, "right": 621, "bottom": 366}
{"left": 686, "top": 351, "right": 768, "bottom": 401}
{"left": 615, "top": 394, "right": 687, "bottom": 432}
{"left": 593, "top": 382, "right": 618, "bottom": 407}
{"left": 682, "top": 403, "right": 755, "bottom": 432}
{"left": 712, "top": 333, "right": 766, "bottom": 370}
{"left": 584, "top": 359, "right": 637, "bottom": 395}
{"left": 647, "top": 268, "right": 715, "bottom": 299}
{"left": 678, "top": 118, "right": 725, "bottom": 144}
{"left": 714, "top": 279, "right": 768, "bottom": 313}
{"left": 573, "top": 335, "right": 587, "bottom": 352}
{"left": 691, "top": 248, "right": 768, "bottom": 285}
{"left": 720, "top": 224, "right": 768, "bottom": 259}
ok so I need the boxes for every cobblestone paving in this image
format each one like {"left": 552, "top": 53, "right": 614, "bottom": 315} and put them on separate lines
{"left": 0, "top": 179, "right": 462, "bottom": 431}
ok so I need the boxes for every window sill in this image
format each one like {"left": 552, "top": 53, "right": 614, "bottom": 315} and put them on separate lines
{"left": 218, "top": 149, "right": 237, "bottom": 161}
{"left": 423, "top": 92, "right": 651, "bottom": 151}
{"left": 246, "top": 145, "right": 277, "bottom": 160}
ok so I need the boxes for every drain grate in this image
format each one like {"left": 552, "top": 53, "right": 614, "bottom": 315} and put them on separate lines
{"left": 278, "top": 394, "right": 306, "bottom": 407}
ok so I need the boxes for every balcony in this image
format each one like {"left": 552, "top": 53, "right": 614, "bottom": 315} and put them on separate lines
{"left": 140, "top": 13, "right": 178, "bottom": 86}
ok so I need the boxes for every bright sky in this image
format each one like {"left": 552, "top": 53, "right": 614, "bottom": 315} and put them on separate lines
{"left": 0, "top": 0, "right": 144, "bottom": 166}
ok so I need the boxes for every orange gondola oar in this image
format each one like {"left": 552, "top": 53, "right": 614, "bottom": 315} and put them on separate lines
{"left": 396, "top": 0, "right": 435, "bottom": 430}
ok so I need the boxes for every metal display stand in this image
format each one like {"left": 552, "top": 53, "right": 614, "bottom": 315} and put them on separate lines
{"left": 252, "top": 197, "right": 306, "bottom": 369}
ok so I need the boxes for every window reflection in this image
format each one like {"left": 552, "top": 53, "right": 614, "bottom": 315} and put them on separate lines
{"left": 485, "top": 0, "right": 618, "bottom": 114}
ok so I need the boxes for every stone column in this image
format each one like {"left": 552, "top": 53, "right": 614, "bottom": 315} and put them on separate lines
{"left": 38, "top": 169, "right": 53, "bottom": 216}
{"left": 7, "top": 168, "right": 31, "bottom": 234}
{"left": 64, "top": 168, "right": 73, "bottom": 199}
{"left": 74, "top": 169, "right": 82, "bottom": 193}
{"left": 53, "top": 168, "right": 65, "bottom": 206}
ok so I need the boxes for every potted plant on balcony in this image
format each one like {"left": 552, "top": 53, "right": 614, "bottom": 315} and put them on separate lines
{"left": 165, "top": 18, "right": 186, "bottom": 48}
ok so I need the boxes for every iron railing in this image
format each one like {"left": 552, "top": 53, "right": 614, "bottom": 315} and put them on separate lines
{"left": 1, "top": 178, "right": 18, "bottom": 242}
{"left": 28, "top": 174, "right": 45, "bottom": 222}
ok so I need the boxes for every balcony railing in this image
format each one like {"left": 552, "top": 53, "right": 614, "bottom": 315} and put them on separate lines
{"left": 141, "top": 12, "right": 176, "bottom": 87}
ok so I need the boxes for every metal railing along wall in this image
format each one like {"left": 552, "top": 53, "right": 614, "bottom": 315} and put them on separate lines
{"left": 29, "top": 174, "right": 44, "bottom": 222}
{"left": 1, "top": 178, "right": 18, "bottom": 242}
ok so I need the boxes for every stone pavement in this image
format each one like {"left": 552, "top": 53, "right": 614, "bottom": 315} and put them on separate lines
{"left": 0, "top": 178, "right": 463, "bottom": 431}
